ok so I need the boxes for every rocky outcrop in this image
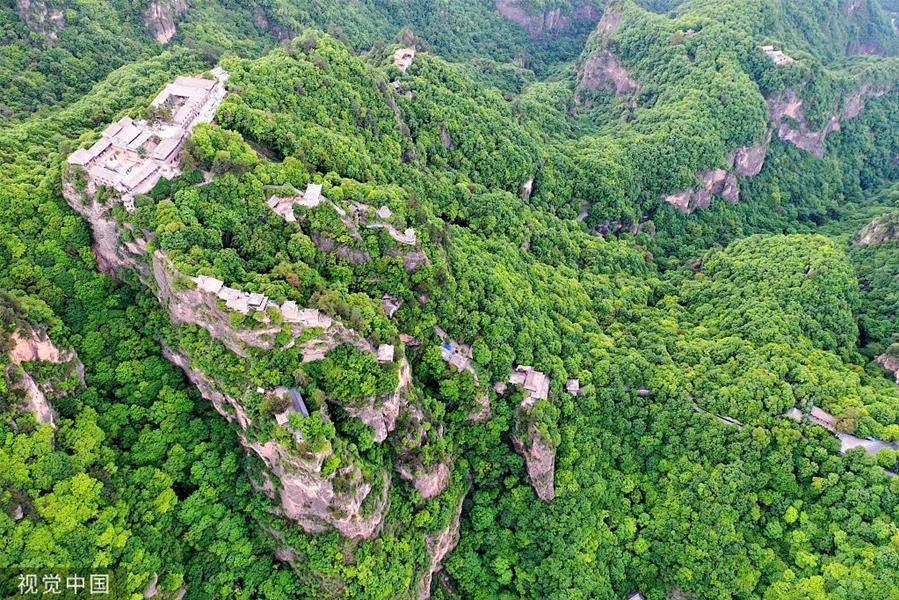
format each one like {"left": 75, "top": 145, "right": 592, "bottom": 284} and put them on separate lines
{"left": 143, "top": 0, "right": 189, "bottom": 45}
{"left": 164, "top": 346, "right": 389, "bottom": 538}
{"left": 855, "top": 212, "right": 899, "bottom": 246}
{"left": 576, "top": 5, "right": 636, "bottom": 103}
{"left": 62, "top": 182, "right": 146, "bottom": 275}
{"left": 346, "top": 358, "right": 412, "bottom": 443}
{"left": 768, "top": 91, "right": 841, "bottom": 159}
{"left": 877, "top": 347, "right": 899, "bottom": 383}
{"left": 512, "top": 421, "right": 555, "bottom": 501}
{"left": 399, "top": 461, "right": 451, "bottom": 500}
{"left": 63, "top": 175, "right": 398, "bottom": 539}
{"left": 494, "top": 0, "right": 599, "bottom": 37}
{"left": 580, "top": 50, "right": 638, "bottom": 99}
{"left": 663, "top": 169, "right": 739, "bottom": 214}
{"left": 665, "top": 81, "right": 892, "bottom": 214}
{"left": 250, "top": 438, "right": 389, "bottom": 539}
{"left": 731, "top": 142, "right": 768, "bottom": 177}
{"left": 511, "top": 402, "right": 556, "bottom": 501}
{"left": 63, "top": 182, "right": 378, "bottom": 360}
{"left": 597, "top": 6, "right": 621, "bottom": 34}
{"left": 395, "top": 402, "right": 451, "bottom": 499}
{"left": 842, "top": 83, "right": 891, "bottom": 119}
{"left": 768, "top": 85, "right": 891, "bottom": 158}
{"left": 15, "top": 0, "right": 65, "bottom": 42}
{"left": 416, "top": 488, "right": 467, "bottom": 599}
{"left": 10, "top": 330, "right": 69, "bottom": 365}
{"left": 6, "top": 327, "right": 84, "bottom": 427}
{"left": 162, "top": 346, "right": 251, "bottom": 429}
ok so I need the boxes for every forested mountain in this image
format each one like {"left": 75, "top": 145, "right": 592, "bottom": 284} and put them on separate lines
{"left": 2, "top": 0, "right": 899, "bottom": 599}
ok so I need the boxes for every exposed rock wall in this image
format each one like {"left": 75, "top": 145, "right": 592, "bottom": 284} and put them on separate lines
{"left": 151, "top": 253, "right": 282, "bottom": 355}
{"left": 768, "top": 91, "right": 842, "bottom": 159}
{"left": 143, "top": 0, "right": 189, "bottom": 45}
{"left": 662, "top": 82, "right": 892, "bottom": 214}
{"left": 494, "top": 0, "right": 599, "bottom": 37}
{"left": 580, "top": 50, "right": 639, "bottom": 98}
{"left": 62, "top": 181, "right": 399, "bottom": 539}
{"left": 164, "top": 346, "right": 389, "bottom": 538}
{"left": 768, "top": 85, "right": 890, "bottom": 158}
{"left": 162, "top": 346, "right": 251, "bottom": 429}
{"left": 512, "top": 403, "right": 556, "bottom": 501}
{"left": 577, "top": 6, "right": 638, "bottom": 105}
{"left": 15, "top": 0, "right": 65, "bottom": 42}
{"left": 855, "top": 213, "right": 899, "bottom": 245}
{"left": 399, "top": 462, "right": 451, "bottom": 500}
{"left": 416, "top": 488, "right": 467, "bottom": 599}
{"left": 663, "top": 169, "right": 739, "bottom": 214}
{"left": 7, "top": 327, "right": 84, "bottom": 427}
{"left": 346, "top": 358, "right": 412, "bottom": 443}
{"left": 63, "top": 182, "right": 376, "bottom": 360}
{"left": 877, "top": 350, "right": 899, "bottom": 383}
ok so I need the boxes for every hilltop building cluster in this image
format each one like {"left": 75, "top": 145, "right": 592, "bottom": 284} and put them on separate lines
{"left": 761, "top": 45, "right": 795, "bottom": 66}
{"left": 194, "top": 274, "right": 332, "bottom": 328}
{"left": 267, "top": 184, "right": 418, "bottom": 246}
{"left": 509, "top": 365, "right": 549, "bottom": 406}
{"left": 67, "top": 68, "right": 228, "bottom": 210}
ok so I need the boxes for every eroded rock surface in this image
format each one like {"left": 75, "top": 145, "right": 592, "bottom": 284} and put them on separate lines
{"left": 416, "top": 488, "right": 467, "bottom": 599}
{"left": 494, "top": 0, "right": 599, "bottom": 36}
{"left": 63, "top": 176, "right": 401, "bottom": 539}
{"left": 144, "top": 0, "right": 189, "bottom": 45}
{"left": 768, "top": 86, "right": 890, "bottom": 158}
{"left": 6, "top": 327, "right": 84, "bottom": 427}
{"left": 663, "top": 169, "right": 739, "bottom": 214}
{"left": 580, "top": 50, "right": 638, "bottom": 98}
{"left": 855, "top": 213, "right": 899, "bottom": 246}
{"left": 346, "top": 358, "right": 412, "bottom": 442}
{"left": 164, "top": 346, "right": 389, "bottom": 538}
{"left": 512, "top": 401, "right": 556, "bottom": 501}
{"left": 664, "top": 81, "right": 890, "bottom": 214}
{"left": 250, "top": 439, "right": 389, "bottom": 539}
{"left": 731, "top": 143, "right": 768, "bottom": 177}
{"left": 877, "top": 349, "right": 899, "bottom": 384}
{"left": 399, "top": 462, "right": 451, "bottom": 500}
{"left": 15, "top": 0, "right": 65, "bottom": 41}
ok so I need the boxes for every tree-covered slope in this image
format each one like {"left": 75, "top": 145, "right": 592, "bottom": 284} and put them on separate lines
{"left": 1, "top": 1, "right": 898, "bottom": 599}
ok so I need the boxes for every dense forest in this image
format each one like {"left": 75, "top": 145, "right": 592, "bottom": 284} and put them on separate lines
{"left": 2, "top": 0, "right": 899, "bottom": 599}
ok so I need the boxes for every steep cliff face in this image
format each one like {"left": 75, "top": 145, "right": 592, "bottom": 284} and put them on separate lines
{"left": 6, "top": 327, "right": 84, "bottom": 427}
{"left": 143, "top": 0, "right": 189, "bottom": 45}
{"left": 511, "top": 404, "right": 556, "bottom": 502}
{"left": 164, "top": 346, "right": 390, "bottom": 538}
{"left": 151, "top": 253, "right": 283, "bottom": 355}
{"left": 877, "top": 347, "right": 899, "bottom": 383}
{"left": 62, "top": 182, "right": 146, "bottom": 275}
{"left": 396, "top": 403, "right": 452, "bottom": 499}
{"left": 663, "top": 169, "right": 739, "bottom": 214}
{"left": 416, "top": 489, "right": 467, "bottom": 599}
{"left": 580, "top": 49, "right": 639, "bottom": 98}
{"left": 346, "top": 358, "right": 412, "bottom": 443}
{"left": 494, "top": 0, "right": 600, "bottom": 37}
{"left": 768, "top": 85, "right": 891, "bottom": 158}
{"left": 15, "top": 0, "right": 65, "bottom": 42}
{"left": 660, "top": 141, "right": 768, "bottom": 213}
{"left": 576, "top": 6, "right": 638, "bottom": 99}
{"left": 62, "top": 181, "right": 403, "bottom": 539}
{"left": 855, "top": 212, "right": 899, "bottom": 245}
{"left": 663, "top": 81, "right": 892, "bottom": 214}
